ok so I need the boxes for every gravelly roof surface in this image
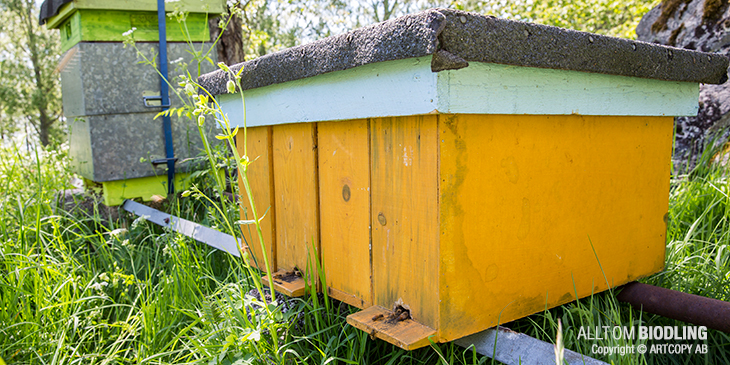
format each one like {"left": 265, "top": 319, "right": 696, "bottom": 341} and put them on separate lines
{"left": 199, "top": 8, "right": 729, "bottom": 96}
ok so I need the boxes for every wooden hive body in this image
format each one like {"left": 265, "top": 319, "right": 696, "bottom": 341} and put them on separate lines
{"left": 232, "top": 112, "right": 672, "bottom": 348}
{"left": 198, "top": 9, "right": 728, "bottom": 350}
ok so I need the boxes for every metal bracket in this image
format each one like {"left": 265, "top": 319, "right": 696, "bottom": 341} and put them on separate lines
{"left": 151, "top": 157, "right": 179, "bottom": 166}
{"left": 143, "top": 95, "right": 171, "bottom": 108}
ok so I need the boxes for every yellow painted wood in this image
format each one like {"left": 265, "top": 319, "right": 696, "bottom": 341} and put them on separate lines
{"left": 328, "top": 287, "right": 370, "bottom": 309}
{"left": 236, "top": 127, "right": 276, "bottom": 272}
{"left": 437, "top": 114, "right": 672, "bottom": 341}
{"left": 370, "top": 115, "right": 440, "bottom": 329}
{"left": 261, "top": 269, "right": 306, "bottom": 297}
{"left": 272, "top": 123, "right": 321, "bottom": 281}
{"left": 231, "top": 113, "right": 672, "bottom": 347}
{"left": 318, "top": 120, "right": 372, "bottom": 308}
{"left": 346, "top": 305, "right": 437, "bottom": 350}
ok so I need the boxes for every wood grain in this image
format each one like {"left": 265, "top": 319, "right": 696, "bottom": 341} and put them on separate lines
{"left": 347, "top": 305, "right": 437, "bottom": 350}
{"left": 272, "top": 123, "right": 320, "bottom": 283}
{"left": 438, "top": 114, "right": 672, "bottom": 341}
{"left": 370, "top": 115, "right": 439, "bottom": 329}
{"left": 318, "top": 120, "right": 372, "bottom": 308}
{"left": 236, "top": 126, "right": 276, "bottom": 272}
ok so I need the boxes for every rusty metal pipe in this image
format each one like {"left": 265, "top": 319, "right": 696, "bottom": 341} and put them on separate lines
{"left": 617, "top": 282, "right": 730, "bottom": 333}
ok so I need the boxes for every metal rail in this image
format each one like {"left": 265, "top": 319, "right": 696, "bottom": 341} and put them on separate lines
{"left": 122, "top": 200, "right": 241, "bottom": 257}
{"left": 455, "top": 326, "right": 608, "bottom": 365}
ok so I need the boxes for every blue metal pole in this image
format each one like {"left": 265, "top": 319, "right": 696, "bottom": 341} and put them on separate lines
{"left": 157, "top": 0, "right": 175, "bottom": 194}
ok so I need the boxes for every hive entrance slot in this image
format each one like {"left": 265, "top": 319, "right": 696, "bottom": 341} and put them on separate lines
{"left": 346, "top": 304, "right": 436, "bottom": 350}
{"left": 261, "top": 268, "right": 306, "bottom": 297}
{"left": 275, "top": 268, "right": 302, "bottom": 283}
{"left": 378, "top": 302, "right": 411, "bottom": 324}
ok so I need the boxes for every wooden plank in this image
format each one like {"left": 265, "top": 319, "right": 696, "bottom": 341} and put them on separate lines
{"left": 261, "top": 269, "right": 306, "bottom": 297}
{"left": 46, "top": 0, "right": 225, "bottom": 28}
{"left": 347, "top": 305, "right": 437, "bottom": 350}
{"left": 328, "top": 287, "right": 369, "bottom": 309}
{"left": 72, "top": 0, "right": 226, "bottom": 13}
{"left": 59, "top": 12, "right": 82, "bottom": 53}
{"left": 437, "top": 62, "right": 699, "bottom": 116}
{"left": 101, "top": 172, "right": 192, "bottom": 206}
{"left": 56, "top": 10, "right": 210, "bottom": 52}
{"left": 237, "top": 127, "right": 276, "bottom": 272}
{"left": 215, "top": 57, "right": 700, "bottom": 130}
{"left": 272, "top": 123, "right": 320, "bottom": 281}
{"left": 438, "top": 114, "right": 672, "bottom": 341}
{"left": 45, "top": 1, "right": 78, "bottom": 29}
{"left": 216, "top": 57, "right": 439, "bottom": 128}
{"left": 318, "top": 120, "right": 372, "bottom": 308}
{"left": 370, "top": 115, "right": 440, "bottom": 330}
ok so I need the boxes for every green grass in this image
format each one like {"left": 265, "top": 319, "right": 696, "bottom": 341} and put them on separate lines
{"left": 1, "top": 138, "right": 729, "bottom": 365}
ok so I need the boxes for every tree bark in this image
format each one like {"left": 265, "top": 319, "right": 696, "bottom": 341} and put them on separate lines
{"left": 22, "top": 0, "right": 52, "bottom": 146}
{"left": 209, "top": 8, "right": 245, "bottom": 66}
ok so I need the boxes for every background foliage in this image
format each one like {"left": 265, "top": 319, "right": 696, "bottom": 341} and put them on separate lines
{"left": 0, "top": 0, "right": 62, "bottom": 147}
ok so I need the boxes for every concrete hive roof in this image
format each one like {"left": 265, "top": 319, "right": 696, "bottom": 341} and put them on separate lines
{"left": 198, "top": 8, "right": 729, "bottom": 96}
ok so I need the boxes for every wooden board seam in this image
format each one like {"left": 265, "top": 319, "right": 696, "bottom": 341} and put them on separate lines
{"left": 267, "top": 126, "right": 278, "bottom": 272}
{"left": 313, "top": 123, "right": 323, "bottom": 292}
{"left": 367, "top": 118, "right": 375, "bottom": 310}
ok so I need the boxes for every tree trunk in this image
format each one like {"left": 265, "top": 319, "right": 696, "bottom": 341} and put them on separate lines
{"left": 23, "top": 0, "right": 52, "bottom": 146}
{"left": 209, "top": 8, "right": 245, "bottom": 66}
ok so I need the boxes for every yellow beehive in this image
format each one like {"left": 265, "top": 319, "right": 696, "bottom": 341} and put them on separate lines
{"left": 199, "top": 9, "right": 728, "bottom": 350}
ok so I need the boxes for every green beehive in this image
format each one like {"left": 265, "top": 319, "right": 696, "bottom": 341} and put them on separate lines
{"left": 41, "top": 0, "right": 225, "bottom": 52}
{"left": 41, "top": 0, "right": 225, "bottom": 205}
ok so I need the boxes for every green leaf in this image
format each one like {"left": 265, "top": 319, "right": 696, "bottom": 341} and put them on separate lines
{"left": 235, "top": 219, "right": 257, "bottom": 225}
{"left": 258, "top": 205, "right": 271, "bottom": 223}
{"left": 189, "top": 170, "right": 207, "bottom": 179}
{"left": 218, "top": 62, "right": 231, "bottom": 73}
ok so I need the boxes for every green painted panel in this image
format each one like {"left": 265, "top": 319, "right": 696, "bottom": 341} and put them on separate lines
{"left": 102, "top": 173, "right": 192, "bottom": 206}
{"left": 59, "top": 10, "right": 210, "bottom": 53}
{"left": 46, "top": 0, "right": 225, "bottom": 29}
{"left": 101, "top": 169, "right": 223, "bottom": 206}
{"left": 59, "top": 11, "right": 81, "bottom": 48}
{"left": 46, "top": 2, "right": 78, "bottom": 29}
